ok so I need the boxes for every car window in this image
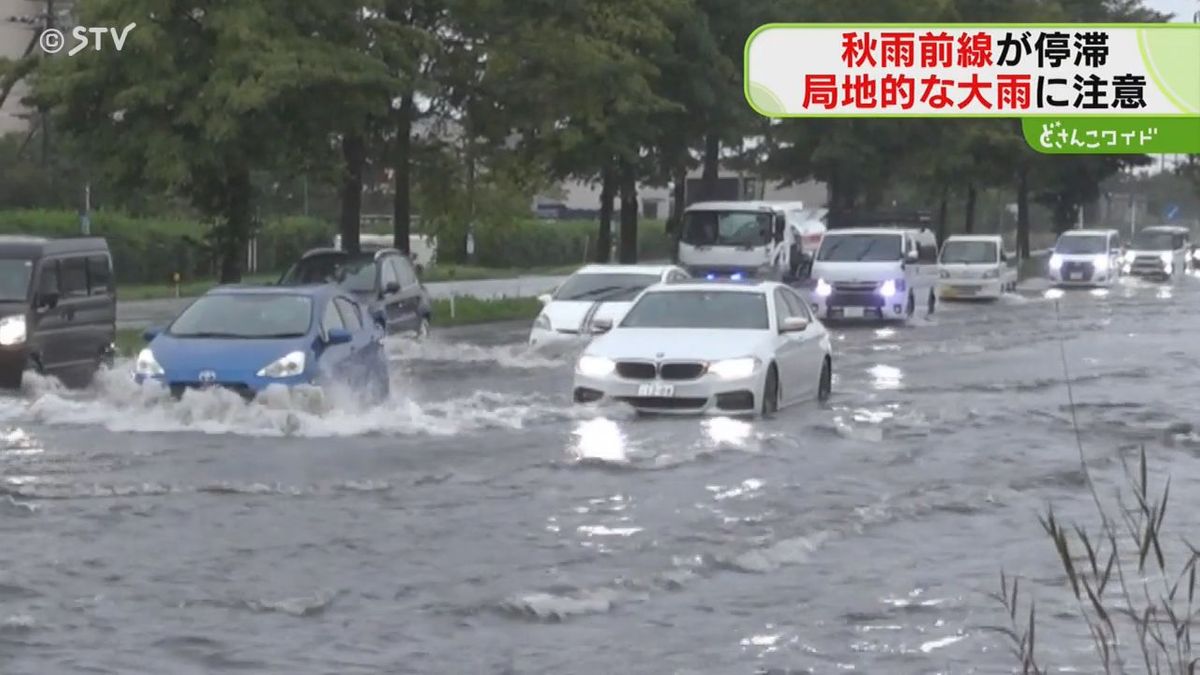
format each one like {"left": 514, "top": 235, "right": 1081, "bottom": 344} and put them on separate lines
{"left": 782, "top": 288, "right": 812, "bottom": 320}
{"left": 392, "top": 256, "right": 418, "bottom": 287}
{"left": 334, "top": 297, "right": 362, "bottom": 329}
{"left": 87, "top": 255, "right": 112, "bottom": 295}
{"left": 321, "top": 298, "right": 345, "bottom": 334}
{"left": 60, "top": 257, "right": 88, "bottom": 299}
{"left": 773, "top": 288, "right": 794, "bottom": 327}
{"left": 37, "top": 260, "right": 59, "bottom": 296}
{"left": 380, "top": 258, "right": 400, "bottom": 290}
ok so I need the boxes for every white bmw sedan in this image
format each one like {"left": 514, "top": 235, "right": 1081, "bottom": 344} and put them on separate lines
{"left": 572, "top": 280, "right": 833, "bottom": 417}
{"left": 529, "top": 264, "right": 689, "bottom": 350}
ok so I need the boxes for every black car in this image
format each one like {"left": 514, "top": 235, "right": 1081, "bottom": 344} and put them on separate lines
{"left": 0, "top": 236, "right": 116, "bottom": 389}
{"left": 278, "top": 248, "right": 433, "bottom": 336}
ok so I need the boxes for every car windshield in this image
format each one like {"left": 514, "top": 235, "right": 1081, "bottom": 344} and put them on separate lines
{"left": 940, "top": 240, "right": 998, "bottom": 264}
{"left": 619, "top": 290, "right": 768, "bottom": 329}
{"left": 1131, "top": 231, "right": 1177, "bottom": 250}
{"left": 553, "top": 273, "right": 660, "bottom": 302}
{"left": 681, "top": 211, "right": 773, "bottom": 248}
{"left": 817, "top": 233, "right": 903, "bottom": 262}
{"left": 168, "top": 293, "right": 313, "bottom": 338}
{"left": 280, "top": 254, "right": 375, "bottom": 293}
{"left": 0, "top": 259, "right": 33, "bottom": 301}
{"left": 1055, "top": 235, "right": 1107, "bottom": 255}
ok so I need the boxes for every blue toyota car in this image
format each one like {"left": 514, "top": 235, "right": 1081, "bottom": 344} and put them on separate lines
{"left": 133, "top": 284, "right": 390, "bottom": 401}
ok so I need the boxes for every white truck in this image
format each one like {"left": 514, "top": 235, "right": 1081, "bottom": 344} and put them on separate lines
{"left": 676, "top": 201, "right": 826, "bottom": 281}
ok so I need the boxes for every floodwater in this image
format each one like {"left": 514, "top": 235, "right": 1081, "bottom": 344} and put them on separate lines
{"left": 2, "top": 275, "right": 1199, "bottom": 674}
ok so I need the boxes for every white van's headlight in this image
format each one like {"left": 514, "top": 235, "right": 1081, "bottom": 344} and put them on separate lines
{"left": 577, "top": 355, "right": 615, "bottom": 377}
{"left": 134, "top": 348, "right": 164, "bottom": 377}
{"left": 1049, "top": 254, "right": 1063, "bottom": 270}
{"left": 815, "top": 279, "right": 832, "bottom": 297}
{"left": 1193, "top": 250, "right": 1200, "bottom": 262}
{"left": 0, "top": 315, "right": 26, "bottom": 346}
{"left": 533, "top": 313, "right": 551, "bottom": 330}
{"left": 257, "top": 350, "right": 306, "bottom": 378}
{"left": 982, "top": 268, "right": 999, "bottom": 279}
{"left": 1093, "top": 255, "right": 1109, "bottom": 271}
{"left": 708, "top": 357, "right": 759, "bottom": 379}
{"left": 1160, "top": 252, "right": 1172, "bottom": 265}
{"left": 878, "top": 279, "right": 897, "bottom": 298}
{"left": 1123, "top": 251, "right": 1136, "bottom": 263}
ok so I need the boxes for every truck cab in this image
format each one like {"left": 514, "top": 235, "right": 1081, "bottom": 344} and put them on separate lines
{"left": 676, "top": 201, "right": 824, "bottom": 281}
{"left": 809, "top": 227, "right": 938, "bottom": 322}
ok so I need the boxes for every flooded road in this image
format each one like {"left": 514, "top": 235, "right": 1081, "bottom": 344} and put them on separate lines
{"left": 2, "top": 276, "right": 1199, "bottom": 674}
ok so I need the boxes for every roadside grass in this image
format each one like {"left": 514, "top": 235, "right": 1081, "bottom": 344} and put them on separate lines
{"left": 115, "top": 295, "right": 542, "bottom": 356}
{"left": 114, "top": 265, "right": 576, "bottom": 300}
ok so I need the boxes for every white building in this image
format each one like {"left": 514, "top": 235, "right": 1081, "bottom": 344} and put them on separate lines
{"left": 0, "top": 0, "right": 42, "bottom": 136}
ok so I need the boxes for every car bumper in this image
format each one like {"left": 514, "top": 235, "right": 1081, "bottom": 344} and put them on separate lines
{"left": 1049, "top": 271, "right": 1114, "bottom": 286}
{"left": 0, "top": 345, "right": 29, "bottom": 372}
{"left": 573, "top": 370, "right": 765, "bottom": 416}
{"left": 809, "top": 294, "right": 908, "bottom": 321}
{"left": 134, "top": 372, "right": 313, "bottom": 399}
{"left": 937, "top": 279, "right": 1004, "bottom": 299}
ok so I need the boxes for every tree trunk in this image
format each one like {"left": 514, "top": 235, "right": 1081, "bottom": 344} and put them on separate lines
{"left": 964, "top": 183, "right": 977, "bottom": 234}
{"left": 701, "top": 132, "right": 720, "bottom": 200}
{"left": 936, "top": 184, "right": 950, "bottom": 243}
{"left": 1016, "top": 163, "right": 1030, "bottom": 258}
{"left": 618, "top": 160, "right": 639, "bottom": 264}
{"left": 596, "top": 163, "right": 615, "bottom": 263}
{"left": 670, "top": 162, "right": 686, "bottom": 263}
{"left": 339, "top": 133, "right": 365, "bottom": 255}
{"left": 218, "top": 163, "right": 252, "bottom": 283}
{"left": 392, "top": 93, "right": 414, "bottom": 254}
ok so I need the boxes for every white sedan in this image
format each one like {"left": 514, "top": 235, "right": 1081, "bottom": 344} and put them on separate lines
{"left": 529, "top": 264, "right": 689, "bottom": 350}
{"left": 572, "top": 280, "right": 833, "bottom": 417}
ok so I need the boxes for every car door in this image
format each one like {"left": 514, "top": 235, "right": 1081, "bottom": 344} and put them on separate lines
{"left": 390, "top": 256, "right": 423, "bottom": 331}
{"left": 376, "top": 256, "right": 405, "bottom": 333}
{"left": 28, "top": 258, "right": 68, "bottom": 373}
{"left": 333, "top": 295, "right": 374, "bottom": 385}
{"left": 771, "top": 288, "right": 806, "bottom": 402}
{"left": 54, "top": 255, "right": 97, "bottom": 369}
{"left": 781, "top": 287, "right": 824, "bottom": 397}
{"left": 316, "top": 297, "right": 355, "bottom": 382}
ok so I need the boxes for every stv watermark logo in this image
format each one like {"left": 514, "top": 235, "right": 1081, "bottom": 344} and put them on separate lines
{"left": 40, "top": 23, "right": 136, "bottom": 56}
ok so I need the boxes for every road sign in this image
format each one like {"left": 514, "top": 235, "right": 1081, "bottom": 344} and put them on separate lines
{"left": 1165, "top": 204, "right": 1179, "bottom": 221}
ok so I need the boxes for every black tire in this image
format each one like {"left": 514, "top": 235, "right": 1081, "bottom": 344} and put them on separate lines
{"left": 906, "top": 291, "right": 915, "bottom": 318}
{"left": 927, "top": 289, "right": 936, "bottom": 315}
{"left": 817, "top": 358, "right": 832, "bottom": 402}
{"left": 761, "top": 365, "right": 780, "bottom": 417}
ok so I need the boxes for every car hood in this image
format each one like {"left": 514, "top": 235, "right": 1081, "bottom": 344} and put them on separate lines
{"left": 147, "top": 334, "right": 313, "bottom": 375}
{"left": 586, "top": 328, "right": 772, "bottom": 361}
{"left": 541, "top": 300, "right": 634, "bottom": 332}
{"left": 811, "top": 261, "right": 905, "bottom": 283}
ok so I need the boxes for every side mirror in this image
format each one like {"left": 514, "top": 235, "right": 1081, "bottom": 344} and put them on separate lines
{"left": 36, "top": 291, "right": 58, "bottom": 310}
{"left": 142, "top": 326, "right": 162, "bottom": 342}
{"left": 384, "top": 281, "right": 401, "bottom": 294}
{"left": 905, "top": 250, "right": 919, "bottom": 262}
{"left": 325, "top": 328, "right": 353, "bottom": 345}
{"left": 537, "top": 293, "right": 553, "bottom": 305}
{"left": 780, "top": 316, "right": 809, "bottom": 333}
{"left": 590, "top": 318, "right": 612, "bottom": 334}
{"left": 372, "top": 308, "right": 387, "bottom": 327}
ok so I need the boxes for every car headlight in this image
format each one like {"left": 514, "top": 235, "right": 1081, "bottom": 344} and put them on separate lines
{"left": 533, "top": 313, "right": 551, "bottom": 330}
{"left": 1093, "top": 255, "right": 1109, "bottom": 271}
{"left": 1123, "top": 251, "right": 1136, "bottom": 263}
{"left": 879, "top": 279, "right": 897, "bottom": 297}
{"left": 0, "top": 314, "right": 26, "bottom": 346}
{"left": 1160, "top": 252, "right": 1172, "bottom": 265}
{"left": 1192, "top": 250, "right": 1200, "bottom": 262}
{"left": 815, "top": 279, "right": 832, "bottom": 297}
{"left": 1165, "top": 263, "right": 1173, "bottom": 275}
{"left": 576, "top": 355, "right": 615, "bottom": 377}
{"left": 708, "top": 357, "right": 759, "bottom": 379}
{"left": 1049, "top": 254, "right": 1063, "bottom": 270}
{"left": 134, "top": 348, "right": 164, "bottom": 377}
{"left": 982, "top": 268, "right": 999, "bottom": 279}
{"left": 257, "top": 350, "right": 306, "bottom": 378}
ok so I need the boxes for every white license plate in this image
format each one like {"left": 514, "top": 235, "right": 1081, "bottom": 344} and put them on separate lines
{"left": 637, "top": 383, "right": 674, "bottom": 397}
{"left": 841, "top": 307, "right": 864, "bottom": 318}
{"left": 1070, "top": 272, "right": 1083, "bottom": 280}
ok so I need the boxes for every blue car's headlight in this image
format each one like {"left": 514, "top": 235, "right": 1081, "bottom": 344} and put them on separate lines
{"left": 257, "top": 351, "right": 306, "bottom": 378}
{"left": 134, "top": 348, "right": 163, "bottom": 377}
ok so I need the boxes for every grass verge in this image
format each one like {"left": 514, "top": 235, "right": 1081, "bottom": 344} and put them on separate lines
{"left": 115, "top": 296, "right": 541, "bottom": 356}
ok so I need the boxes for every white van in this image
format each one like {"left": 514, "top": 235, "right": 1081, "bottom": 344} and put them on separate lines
{"left": 1121, "top": 225, "right": 1192, "bottom": 281}
{"left": 1048, "top": 229, "right": 1122, "bottom": 287}
{"left": 937, "top": 235, "right": 1017, "bottom": 300}
{"left": 809, "top": 227, "right": 939, "bottom": 322}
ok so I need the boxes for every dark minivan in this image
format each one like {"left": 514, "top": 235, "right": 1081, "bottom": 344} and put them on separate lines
{"left": 0, "top": 236, "right": 116, "bottom": 389}
{"left": 278, "top": 248, "right": 433, "bottom": 337}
